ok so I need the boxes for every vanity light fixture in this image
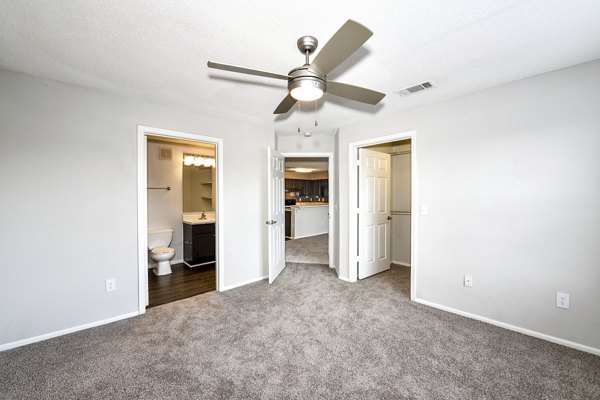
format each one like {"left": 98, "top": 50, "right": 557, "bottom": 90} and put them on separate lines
{"left": 293, "top": 168, "right": 314, "bottom": 173}
{"left": 183, "top": 153, "right": 215, "bottom": 168}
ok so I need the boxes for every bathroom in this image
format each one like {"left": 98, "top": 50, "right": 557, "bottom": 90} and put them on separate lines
{"left": 146, "top": 136, "right": 217, "bottom": 307}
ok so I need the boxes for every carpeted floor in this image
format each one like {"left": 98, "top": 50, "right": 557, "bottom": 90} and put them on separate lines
{"left": 286, "top": 234, "right": 328, "bottom": 264}
{"left": 1, "top": 264, "right": 599, "bottom": 399}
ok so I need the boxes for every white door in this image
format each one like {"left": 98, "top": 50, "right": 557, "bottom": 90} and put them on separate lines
{"left": 267, "top": 147, "right": 286, "bottom": 283}
{"left": 358, "top": 148, "right": 391, "bottom": 279}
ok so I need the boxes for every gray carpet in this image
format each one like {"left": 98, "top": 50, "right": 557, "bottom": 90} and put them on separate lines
{"left": 286, "top": 234, "right": 328, "bottom": 264}
{"left": 1, "top": 264, "right": 599, "bottom": 400}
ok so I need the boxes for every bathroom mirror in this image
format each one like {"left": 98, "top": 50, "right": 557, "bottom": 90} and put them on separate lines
{"left": 183, "top": 165, "right": 215, "bottom": 212}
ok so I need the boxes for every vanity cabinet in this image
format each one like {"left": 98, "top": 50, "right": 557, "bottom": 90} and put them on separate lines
{"left": 183, "top": 222, "right": 216, "bottom": 267}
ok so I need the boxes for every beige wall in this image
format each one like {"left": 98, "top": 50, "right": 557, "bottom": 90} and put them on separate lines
{"left": 285, "top": 171, "right": 328, "bottom": 180}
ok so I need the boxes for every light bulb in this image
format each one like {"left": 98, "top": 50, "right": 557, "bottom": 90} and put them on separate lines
{"left": 194, "top": 156, "right": 205, "bottom": 166}
{"left": 183, "top": 155, "right": 195, "bottom": 165}
{"left": 290, "top": 86, "right": 323, "bottom": 102}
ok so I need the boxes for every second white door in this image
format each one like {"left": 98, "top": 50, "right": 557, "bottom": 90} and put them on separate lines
{"left": 358, "top": 148, "right": 391, "bottom": 279}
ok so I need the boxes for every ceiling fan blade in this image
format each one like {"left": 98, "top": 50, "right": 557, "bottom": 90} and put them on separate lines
{"left": 207, "top": 61, "right": 289, "bottom": 81}
{"left": 327, "top": 81, "right": 385, "bottom": 105}
{"left": 273, "top": 94, "right": 297, "bottom": 114}
{"left": 309, "top": 20, "right": 373, "bottom": 76}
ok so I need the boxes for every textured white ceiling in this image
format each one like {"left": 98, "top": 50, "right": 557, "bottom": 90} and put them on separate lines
{"left": 2, "top": 0, "right": 599, "bottom": 134}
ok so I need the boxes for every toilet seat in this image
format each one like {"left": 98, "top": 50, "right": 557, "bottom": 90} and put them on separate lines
{"left": 151, "top": 246, "right": 174, "bottom": 255}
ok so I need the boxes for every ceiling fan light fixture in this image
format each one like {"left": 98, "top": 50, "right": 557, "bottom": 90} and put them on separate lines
{"left": 293, "top": 168, "right": 314, "bottom": 173}
{"left": 289, "top": 77, "right": 325, "bottom": 102}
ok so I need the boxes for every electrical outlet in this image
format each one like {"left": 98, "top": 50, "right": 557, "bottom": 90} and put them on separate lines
{"left": 556, "top": 292, "right": 569, "bottom": 309}
{"left": 464, "top": 274, "right": 473, "bottom": 287}
{"left": 105, "top": 279, "right": 116, "bottom": 292}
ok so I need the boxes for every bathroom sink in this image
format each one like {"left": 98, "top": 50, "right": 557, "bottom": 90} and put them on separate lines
{"left": 183, "top": 216, "right": 215, "bottom": 225}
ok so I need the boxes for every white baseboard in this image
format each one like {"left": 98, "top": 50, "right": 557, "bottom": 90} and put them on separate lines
{"left": 338, "top": 275, "right": 350, "bottom": 282}
{"left": 413, "top": 298, "right": 600, "bottom": 356}
{"left": 392, "top": 261, "right": 411, "bottom": 267}
{"left": 0, "top": 311, "right": 140, "bottom": 352}
{"left": 221, "top": 275, "right": 267, "bottom": 291}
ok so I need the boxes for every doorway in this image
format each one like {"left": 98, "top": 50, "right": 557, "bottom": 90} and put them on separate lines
{"left": 348, "top": 131, "right": 417, "bottom": 299}
{"left": 267, "top": 151, "right": 335, "bottom": 284}
{"left": 284, "top": 156, "right": 330, "bottom": 266}
{"left": 137, "top": 126, "right": 224, "bottom": 314}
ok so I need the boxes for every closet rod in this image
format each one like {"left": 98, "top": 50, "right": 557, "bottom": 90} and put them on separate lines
{"left": 390, "top": 150, "right": 411, "bottom": 156}
{"left": 148, "top": 186, "right": 171, "bottom": 191}
{"left": 391, "top": 210, "right": 410, "bottom": 215}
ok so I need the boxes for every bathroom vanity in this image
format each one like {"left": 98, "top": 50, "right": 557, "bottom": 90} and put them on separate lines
{"left": 183, "top": 218, "right": 216, "bottom": 267}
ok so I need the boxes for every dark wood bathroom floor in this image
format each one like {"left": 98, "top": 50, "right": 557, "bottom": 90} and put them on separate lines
{"left": 147, "top": 262, "right": 216, "bottom": 308}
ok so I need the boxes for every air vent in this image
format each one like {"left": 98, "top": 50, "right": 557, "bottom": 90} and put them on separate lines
{"left": 396, "top": 81, "right": 435, "bottom": 96}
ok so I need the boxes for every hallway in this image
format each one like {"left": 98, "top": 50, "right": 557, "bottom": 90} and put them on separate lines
{"left": 285, "top": 233, "right": 328, "bottom": 265}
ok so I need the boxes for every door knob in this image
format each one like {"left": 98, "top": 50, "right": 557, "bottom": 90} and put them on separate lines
{"left": 387, "top": 216, "right": 392, "bottom": 220}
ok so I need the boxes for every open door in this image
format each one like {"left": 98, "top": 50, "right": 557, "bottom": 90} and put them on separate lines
{"left": 358, "top": 148, "right": 391, "bottom": 279}
{"left": 267, "top": 147, "right": 286, "bottom": 283}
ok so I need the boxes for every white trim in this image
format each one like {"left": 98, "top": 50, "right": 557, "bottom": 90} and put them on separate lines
{"left": 347, "top": 131, "right": 417, "bottom": 300}
{"left": 338, "top": 275, "right": 351, "bottom": 282}
{"left": 0, "top": 311, "right": 139, "bottom": 352}
{"left": 221, "top": 275, "right": 267, "bottom": 291}
{"left": 137, "top": 125, "right": 225, "bottom": 316}
{"left": 391, "top": 261, "right": 411, "bottom": 267}
{"left": 413, "top": 298, "right": 600, "bottom": 356}
{"left": 281, "top": 152, "right": 336, "bottom": 272}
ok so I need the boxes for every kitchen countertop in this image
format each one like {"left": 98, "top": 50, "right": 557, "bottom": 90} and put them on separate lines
{"left": 292, "top": 202, "right": 328, "bottom": 208}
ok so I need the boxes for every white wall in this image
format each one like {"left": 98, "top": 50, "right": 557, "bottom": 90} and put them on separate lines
{"left": 147, "top": 141, "right": 214, "bottom": 263}
{"left": 0, "top": 69, "right": 273, "bottom": 347}
{"left": 337, "top": 60, "right": 600, "bottom": 350}
{"left": 276, "top": 133, "right": 335, "bottom": 153}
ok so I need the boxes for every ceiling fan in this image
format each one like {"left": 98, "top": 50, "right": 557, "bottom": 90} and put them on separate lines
{"left": 207, "top": 19, "right": 385, "bottom": 114}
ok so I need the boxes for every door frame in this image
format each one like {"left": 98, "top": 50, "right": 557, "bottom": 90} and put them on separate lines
{"left": 348, "top": 131, "right": 417, "bottom": 300}
{"left": 137, "top": 125, "right": 225, "bottom": 314}
{"left": 281, "top": 152, "right": 335, "bottom": 269}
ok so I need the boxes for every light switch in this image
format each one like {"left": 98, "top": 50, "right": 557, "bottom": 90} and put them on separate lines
{"left": 420, "top": 205, "right": 428, "bottom": 216}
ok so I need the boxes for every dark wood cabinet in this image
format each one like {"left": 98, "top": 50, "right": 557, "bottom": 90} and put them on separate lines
{"left": 319, "top": 179, "right": 329, "bottom": 197}
{"left": 183, "top": 223, "right": 216, "bottom": 267}
{"left": 285, "top": 178, "right": 329, "bottom": 196}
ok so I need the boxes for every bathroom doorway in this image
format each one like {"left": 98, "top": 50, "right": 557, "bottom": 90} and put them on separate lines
{"left": 137, "top": 126, "right": 224, "bottom": 313}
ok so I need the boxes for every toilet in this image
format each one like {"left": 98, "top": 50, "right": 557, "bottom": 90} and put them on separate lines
{"left": 148, "top": 228, "right": 175, "bottom": 276}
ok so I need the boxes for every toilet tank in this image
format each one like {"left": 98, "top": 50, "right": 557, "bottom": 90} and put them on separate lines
{"left": 148, "top": 228, "right": 174, "bottom": 250}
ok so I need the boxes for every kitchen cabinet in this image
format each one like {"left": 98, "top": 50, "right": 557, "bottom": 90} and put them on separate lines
{"left": 285, "top": 179, "right": 304, "bottom": 194}
{"left": 183, "top": 222, "right": 216, "bottom": 267}
{"left": 319, "top": 179, "right": 329, "bottom": 197}
{"left": 285, "top": 178, "right": 329, "bottom": 196}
